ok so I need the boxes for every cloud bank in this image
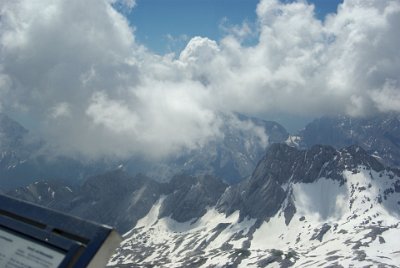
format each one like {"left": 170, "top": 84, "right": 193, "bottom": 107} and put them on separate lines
{"left": 0, "top": 0, "right": 399, "bottom": 159}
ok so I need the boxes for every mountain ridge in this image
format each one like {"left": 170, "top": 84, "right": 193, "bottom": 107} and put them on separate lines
{"left": 3, "top": 112, "right": 400, "bottom": 267}
{"left": 298, "top": 114, "right": 400, "bottom": 169}
{"left": 7, "top": 143, "right": 400, "bottom": 267}
{"left": 107, "top": 143, "right": 400, "bottom": 267}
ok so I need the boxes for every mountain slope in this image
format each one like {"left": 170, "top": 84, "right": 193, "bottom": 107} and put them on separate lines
{"left": 109, "top": 144, "right": 400, "bottom": 267}
{"left": 0, "top": 113, "right": 114, "bottom": 190}
{"left": 7, "top": 143, "right": 400, "bottom": 266}
{"left": 0, "top": 113, "right": 32, "bottom": 189}
{"left": 299, "top": 114, "right": 400, "bottom": 168}
{"left": 7, "top": 170, "right": 229, "bottom": 233}
{"left": 8, "top": 170, "right": 166, "bottom": 232}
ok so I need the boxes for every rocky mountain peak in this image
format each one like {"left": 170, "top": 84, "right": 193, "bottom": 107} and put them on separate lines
{"left": 109, "top": 142, "right": 400, "bottom": 267}
{"left": 217, "top": 143, "right": 392, "bottom": 222}
{"left": 0, "top": 113, "right": 28, "bottom": 143}
{"left": 159, "top": 174, "right": 228, "bottom": 222}
{"left": 9, "top": 180, "right": 76, "bottom": 208}
{"left": 300, "top": 113, "right": 400, "bottom": 168}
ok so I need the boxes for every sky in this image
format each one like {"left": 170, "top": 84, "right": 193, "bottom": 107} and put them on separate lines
{"left": 127, "top": 0, "right": 261, "bottom": 54}
{"left": 0, "top": 0, "right": 399, "bottom": 160}
{"left": 127, "top": 0, "right": 342, "bottom": 54}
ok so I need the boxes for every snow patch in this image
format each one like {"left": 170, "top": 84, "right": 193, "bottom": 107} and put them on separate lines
{"left": 292, "top": 178, "right": 349, "bottom": 221}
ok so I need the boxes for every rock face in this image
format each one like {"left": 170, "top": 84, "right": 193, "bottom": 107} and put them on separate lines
{"left": 299, "top": 114, "right": 400, "bottom": 168}
{"left": 10, "top": 180, "right": 76, "bottom": 210}
{"left": 0, "top": 113, "right": 32, "bottom": 189}
{"left": 217, "top": 143, "right": 385, "bottom": 221}
{"left": 159, "top": 174, "right": 228, "bottom": 222}
{"left": 7, "top": 170, "right": 228, "bottom": 233}
{"left": 68, "top": 170, "right": 165, "bottom": 232}
{"left": 8, "top": 170, "right": 165, "bottom": 232}
{"left": 0, "top": 113, "right": 29, "bottom": 151}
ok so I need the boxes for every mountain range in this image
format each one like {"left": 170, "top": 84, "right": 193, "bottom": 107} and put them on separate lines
{"left": 108, "top": 144, "right": 400, "bottom": 267}
{"left": 7, "top": 143, "right": 400, "bottom": 267}
{"left": 3, "top": 113, "right": 400, "bottom": 267}
{"left": 298, "top": 114, "right": 400, "bottom": 169}
{"left": 0, "top": 112, "right": 288, "bottom": 190}
{"left": 0, "top": 113, "right": 109, "bottom": 190}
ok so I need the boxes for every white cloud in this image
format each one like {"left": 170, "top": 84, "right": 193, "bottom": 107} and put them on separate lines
{"left": 370, "top": 80, "right": 400, "bottom": 113}
{"left": 86, "top": 92, "right": 139, "bottom": 134}
{"left": 110, "top": 0, "right": 136, "bottom": 12}
{"left": 219, "top": 17, "right": 255, "bottom": 41}
{"left": 0, "top": 0, "right": 399, "bottom": 159}
{"left": 50, "top": 102, "right": 71, "bottom": 119}
{"left": 178, "top": 0, "right": 400, "bottom": 117}
{"left": 179, "top": 37, "right": 220, "bottom": 65}
{"left": 164, "top": 33, "right": 189, "bottom": 54}
{"left": 228, "top": 114, "right": 269, "bottom": 149}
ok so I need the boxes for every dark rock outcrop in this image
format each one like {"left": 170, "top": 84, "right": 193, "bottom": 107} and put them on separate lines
{"left": 218, "top": 143, "right": 388, "bottom": 221}
{"left": 300, "top": 114, "right": 400, "bottom": 168}
{"left": 159, "top": 174, "right": 228, "bottom": 222}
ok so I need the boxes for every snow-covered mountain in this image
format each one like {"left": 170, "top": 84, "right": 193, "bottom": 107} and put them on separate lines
{"left": 298, "top": 114, "right": 400, "bottom": 169}
{"left": 4, "top": 112, "right": 400, "bottom": 267}
{"left": 106, "top": 144, "right": 400, "bottom": 267}
{"left": 8, "top": 143, "right": 400, "bottom": 266}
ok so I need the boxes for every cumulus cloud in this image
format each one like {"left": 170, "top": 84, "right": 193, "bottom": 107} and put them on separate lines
{"left": 200, "top": 0, "right": 400, "bottom": 117}
{"left": 370, "top": 80, "right": 400, "bottom": 113}
{"left": 0, "top": 0, "right": 399, "bottom": 159}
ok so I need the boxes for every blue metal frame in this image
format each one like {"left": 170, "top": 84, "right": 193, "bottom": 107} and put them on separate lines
{"left": 0, "top": 194, "right": 119, "bottom": 267}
